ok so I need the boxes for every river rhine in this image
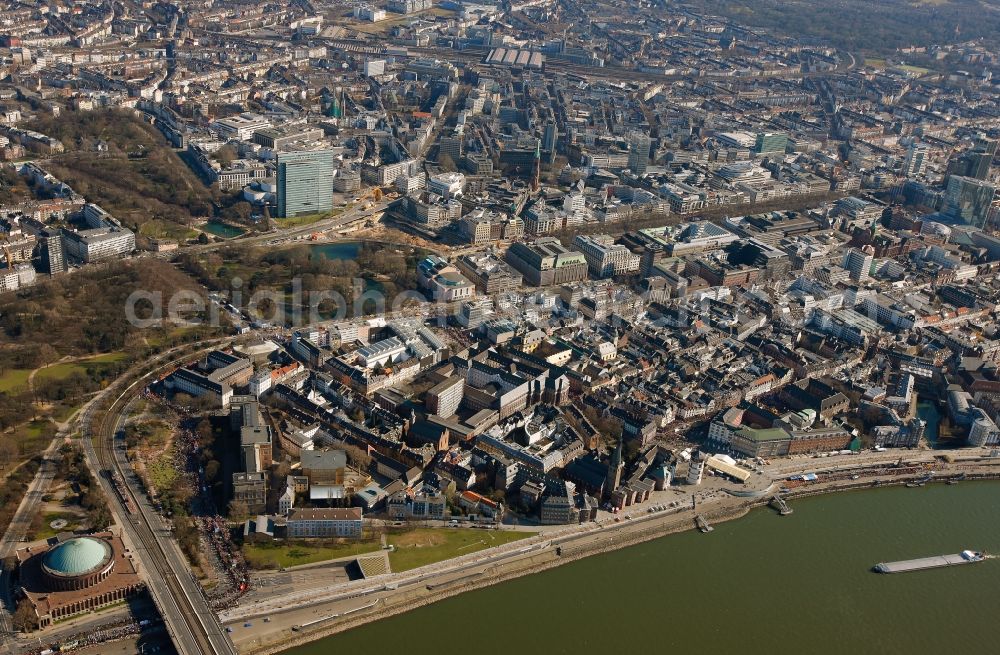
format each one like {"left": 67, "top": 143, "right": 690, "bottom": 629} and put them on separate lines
{"left": 284, "top": 482, "right": 1000, "bottom": 654}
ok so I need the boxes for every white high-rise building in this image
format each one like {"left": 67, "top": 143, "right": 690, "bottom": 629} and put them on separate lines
{"left": 902, "top": 143, "right": 929, "bottom": 178}
{"left": 363, "top": 59, "right": 386, "bottom": 76}
{"left": 842, "top": 247, "right": 874, "bottom": 283}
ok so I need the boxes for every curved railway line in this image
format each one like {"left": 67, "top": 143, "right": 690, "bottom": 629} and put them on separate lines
{"left": 83, "top": 340, "right": 238, "bottom": 655}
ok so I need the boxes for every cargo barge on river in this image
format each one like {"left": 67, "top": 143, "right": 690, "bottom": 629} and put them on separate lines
{"left": 874, "top": 550, "right": 986, "bottom": 574}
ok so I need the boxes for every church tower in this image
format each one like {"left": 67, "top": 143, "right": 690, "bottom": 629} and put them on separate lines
{"left": 604, "top": 437, "right": 623, "bottom": 499}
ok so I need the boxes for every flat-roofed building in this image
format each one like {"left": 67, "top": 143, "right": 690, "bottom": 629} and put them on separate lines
{"left": 212, "top": 113, "right": 271, "bottom": 141}
{"left": 574, "top": 234, "right": 640, "bottom": 278}
{"left": 232, "top": 471, "right": 267, "bottom": 514}
{"left": 253, "top": 125, "right": 325, "bottom": 150}
{"left": 505, "top": 238, "right": 588, "bottom": 286}
{"left": 62, "top": 226, "right": 134, "bottom": 263}
{"left": 287, "top": 508, "right": 362, "bottom": 538}
{"left": 426, "top": 375, "right": 464, "bottom": 418}
{"left": 300, "top": 449, "right": 347, "bottom": 486}
{"left": 240, "top": 425, "right": 273, "bottom": 473}
{"left": 455, "top": 252, "right": 523, "bottom": 294}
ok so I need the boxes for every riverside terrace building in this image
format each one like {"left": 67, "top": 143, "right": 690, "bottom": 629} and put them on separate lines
{"left": 707, "top": 407, "right": 852, "bottom": 457}
{"left": 505, "top": 238, "right": 589, "bottom": 287}
{"left": 475, "top": 410, "right": 586, "bottom": 474}
{"left": 15, "top": 534, "right": 143, "bottom": 628}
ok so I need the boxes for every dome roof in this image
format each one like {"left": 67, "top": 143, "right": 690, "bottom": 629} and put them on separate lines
{"left": 42, "top": 537, "right": 112, "bottom": 577}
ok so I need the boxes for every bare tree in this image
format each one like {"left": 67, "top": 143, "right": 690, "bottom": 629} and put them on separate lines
{"left": 12, "top": 599, "right": 36, "bottom": 633}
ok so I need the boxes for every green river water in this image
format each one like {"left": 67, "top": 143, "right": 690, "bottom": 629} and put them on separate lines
{"left": 284, "top": 482, "right": 1000, "bottom": 655}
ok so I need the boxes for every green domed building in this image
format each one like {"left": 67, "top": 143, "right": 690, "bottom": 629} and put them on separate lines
{"left": 15, "top": 533, "right": 143, "bottom": 629}
{"left": 41, "top": 536, "right": 115, "bottom": 591}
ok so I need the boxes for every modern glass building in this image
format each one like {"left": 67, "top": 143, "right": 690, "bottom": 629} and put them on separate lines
{"left": 627, "top": 132, "right": 652, "bottom": 175}
{"left": 945, "top": 175, "right": 997, "bottom": 229}
{"left": 753, "top": 131, "right": 788, "bottom": 155}
{"left": 276, "top": 149, "right": 334, "bottom": 218}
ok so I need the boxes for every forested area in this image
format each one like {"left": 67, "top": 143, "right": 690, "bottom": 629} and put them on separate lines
{"left": 178, "top": 242, "right": 425, "bottom": 322}
{"left": 0, "top": 260, "right": 223, "bottom": 430}
{"left": 26, "top": 110, "right": 219, "bottom": 226}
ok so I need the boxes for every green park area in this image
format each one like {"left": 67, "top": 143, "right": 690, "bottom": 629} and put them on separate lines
{"left": 34, "top": 352, "right": 129, "bottom": 386}
{"left": 273, "top": 208, "right": 342, "bottom": 229}
{"left": 30, "top": 511, "right": 85, "bottom": 541}
{"left": 0, "top": 352, "right": 128, "bottom": 395}
{"left": 243, "top": 540, "right": 382, "bottom": 569}
{"left": 0, "top": 368, "right": 31, "bottom": 393}
{"left": 386, "top": 528, "right": 533, "bottom": 572}
{"left": 139, "top": 219, "right": 201, "bottom": 242}
{"left": 243, "top": 528, "right": 533, "bottom": 572}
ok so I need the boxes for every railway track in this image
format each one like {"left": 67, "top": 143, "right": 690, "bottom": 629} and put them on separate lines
{"left": 83, "top": 341, "right": 238, "bottom": 655}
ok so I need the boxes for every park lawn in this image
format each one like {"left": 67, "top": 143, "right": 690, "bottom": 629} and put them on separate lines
{"left": 30, "top": 511, "right": 85, "bottom": 541}
{"left": 243, "top": 540, "right": 382, "bottom": 569}
{"left": 0, "top": 368, "right": 31, "bottom": 393}
{"left": 274, "top": 211, "right": 336, "bottom": 229}
{"left": 140, "top": 219, "right": 200, "bottom": 242}
{"left": 896, "top": 64, "right": 931, "bottom": 75}
{"left": 35, "top": 352, "right": 128, "bottom": 385}
{"left": 144, "top": 326, "right": 203, "bottom": 348}
{"left": 2, "top": 421, "right": 50, "bottom": 475}
{"left": 387, "top": 528, "right": 533, "bottom": 572}
{"left": 51, "top": 402, "right": 84, "bottom": 423}
{"left": 145, "top": 449, "right": 178, "bottom": 492}
{"left": 143, "top": 421, "right": 173, "bottom": 448}
{"left": 17, "top": 420, "right": 49, "bottom": 440}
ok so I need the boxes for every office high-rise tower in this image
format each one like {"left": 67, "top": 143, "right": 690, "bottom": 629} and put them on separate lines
{"left": 947, "top": 137, "right": 997, "bottom": 181}
{"left": 944, "top": 175, "right": 997, "bottom": 229}
{"left": 902, "top": 143, "right": 929, "bottom": 178}
{"left": 38, "top": 229, "right": 65, "bottom": 275}
{"left": 627, "top": 131, "right": 652, "bottom": 176}
{"left": 967, "top": 137, "right": 997, "bottom": 180}
{"left": 276, "top": 149, "right": 334, "bottom": 218}
{"left": 542, "top": 120, "right": 557, "bottom": 162}
{"left": 842, "top": 247, "right": 874, "bottom": 283}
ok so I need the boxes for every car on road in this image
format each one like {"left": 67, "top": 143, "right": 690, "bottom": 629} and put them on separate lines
{"left": 226, "top": 627, "right": 234, "bottom": 633}
{"left": 244, "top": 622, "right": 252, "bottom": 628}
